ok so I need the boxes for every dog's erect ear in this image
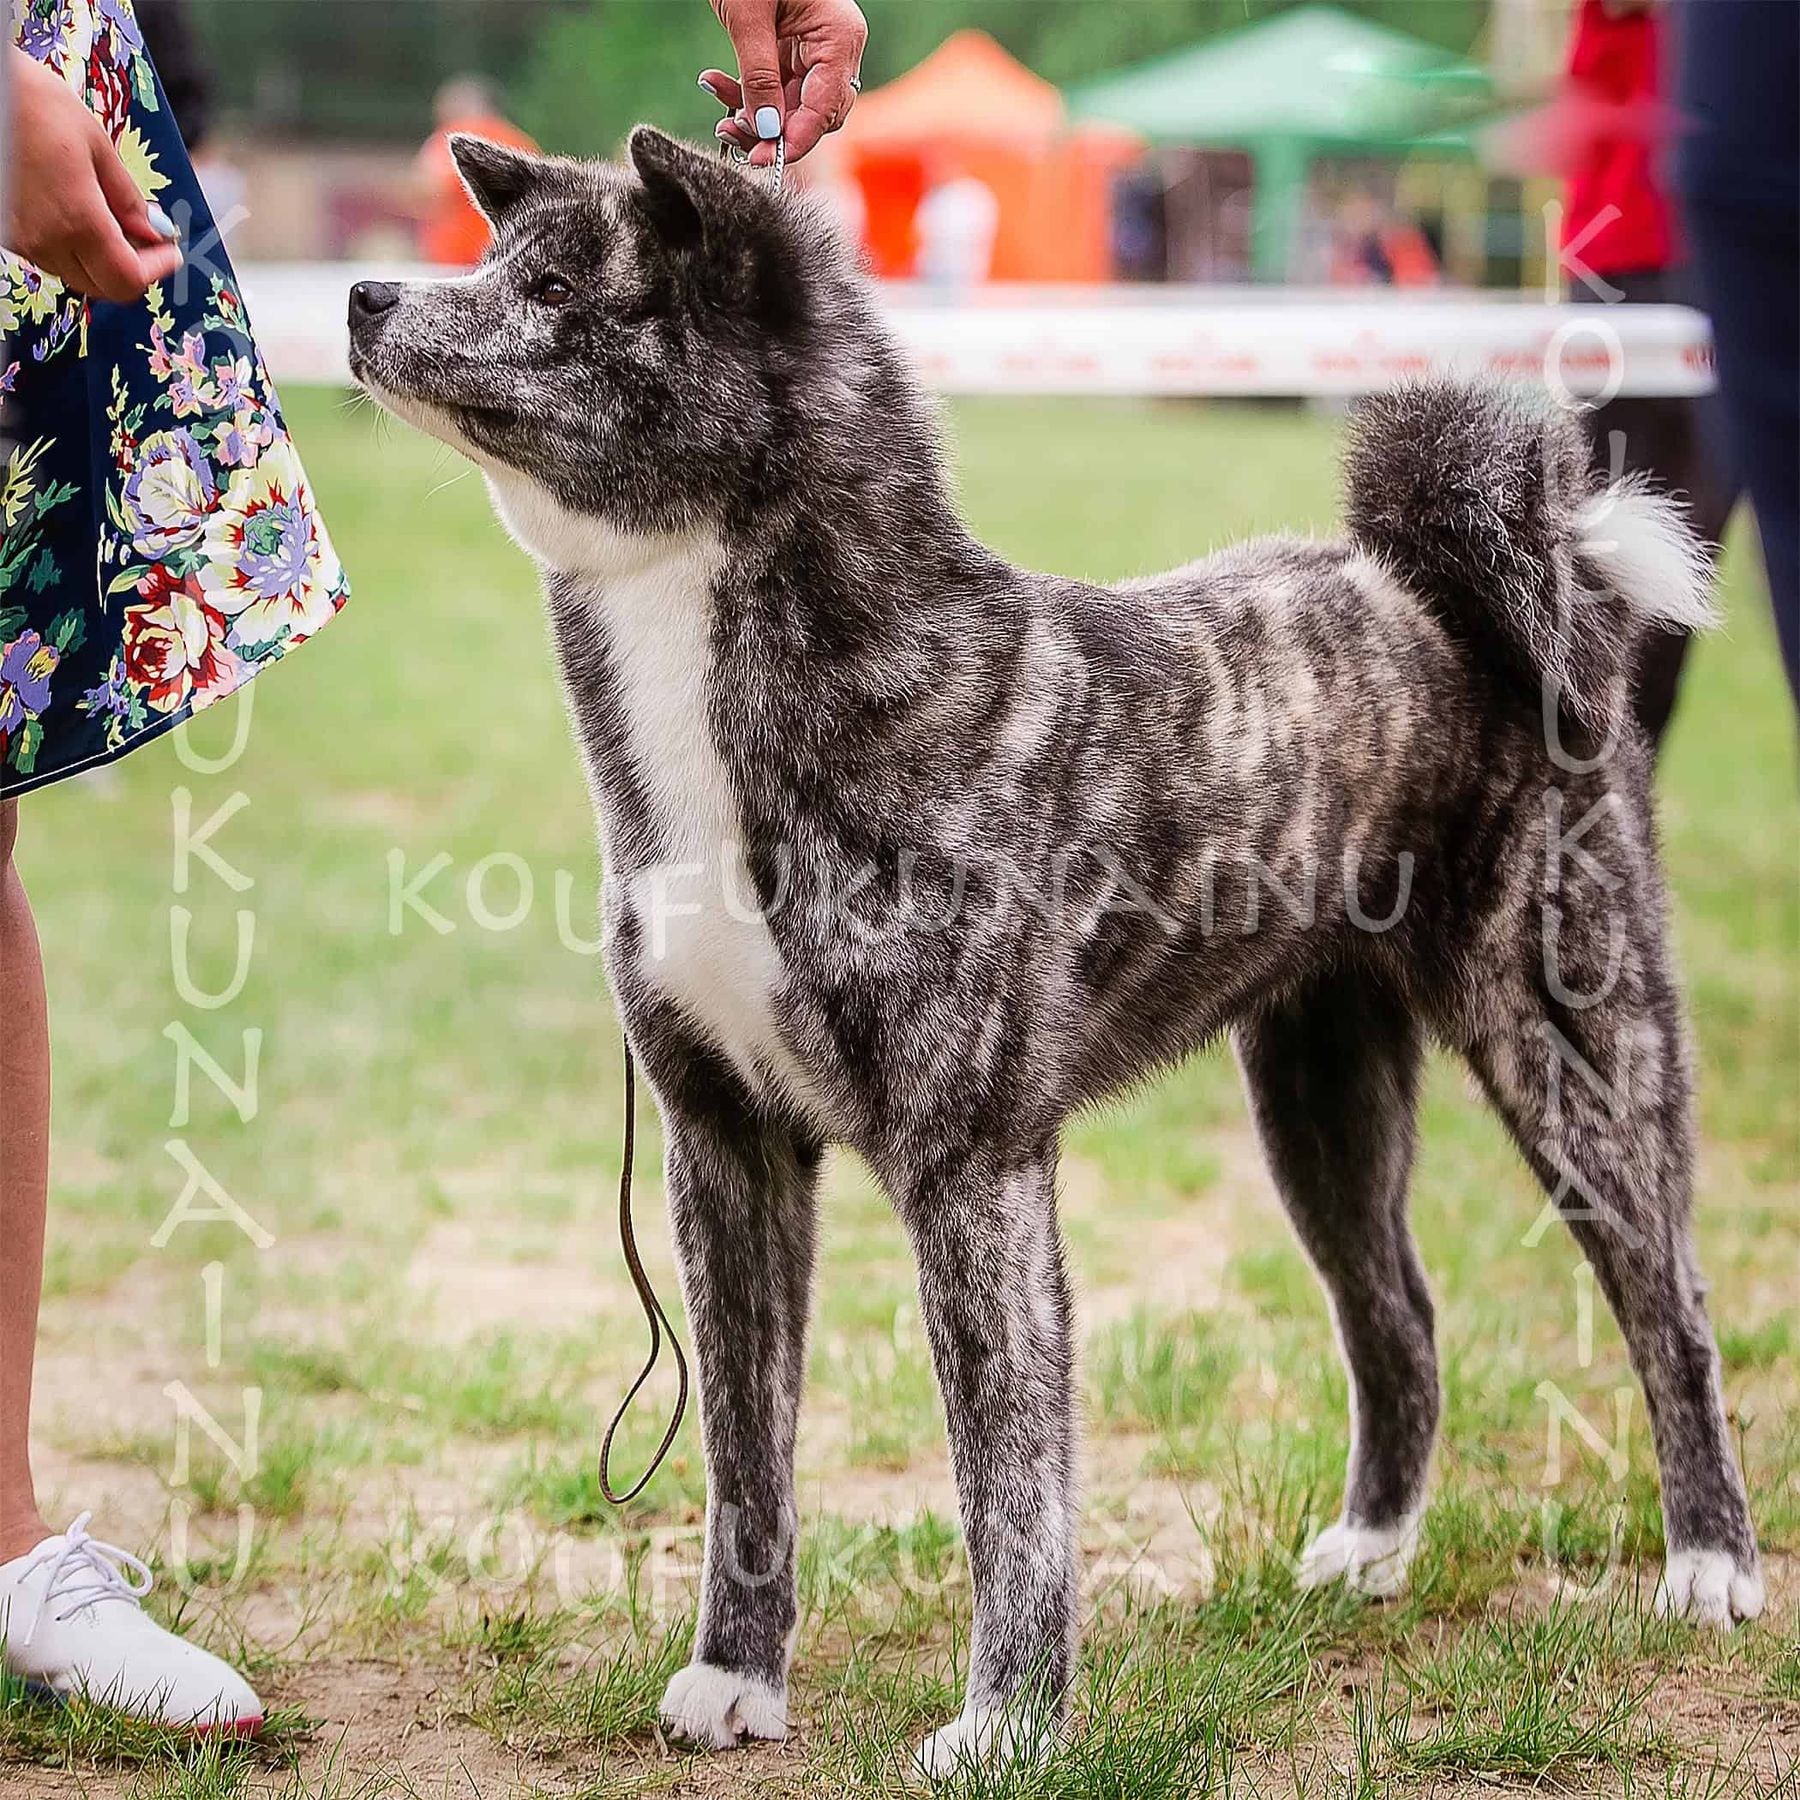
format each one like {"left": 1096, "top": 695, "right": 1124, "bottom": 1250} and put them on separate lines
{"left": 451, "top": 135, "right": 546, "bottom": 226}
{"left": 626, "top": 126, "right": 799, "bottom": 325}
{"left": 627, "top": 126, "right": 710, "bottom": 251}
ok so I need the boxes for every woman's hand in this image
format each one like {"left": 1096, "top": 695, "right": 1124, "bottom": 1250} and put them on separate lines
{"left": 4, "top": 47, "right": 182, "bottom": 302}
{"left": 702, "top": 0, "right": 868, "bottom": 166}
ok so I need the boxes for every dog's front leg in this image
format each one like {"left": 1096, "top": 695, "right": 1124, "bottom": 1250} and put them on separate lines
{"left": 654, "top": 1091, "right": 821, "bottom": 1752}
{"left": 901, "top": 1144, "right": 1078, "bottom": 1779}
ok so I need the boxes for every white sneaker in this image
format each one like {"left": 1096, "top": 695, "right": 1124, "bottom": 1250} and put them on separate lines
{"left": 0, "top": 1514, "right": 263, "bottom": 1734}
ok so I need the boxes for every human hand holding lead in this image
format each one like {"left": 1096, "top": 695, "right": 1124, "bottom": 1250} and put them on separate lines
{"left": 701, "top": 0, "right": 868, "bottom": 166}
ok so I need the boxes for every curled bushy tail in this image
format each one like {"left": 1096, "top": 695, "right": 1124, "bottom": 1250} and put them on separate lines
{"left": 1344, "top": 381, "right": 1715, "bottom": 739}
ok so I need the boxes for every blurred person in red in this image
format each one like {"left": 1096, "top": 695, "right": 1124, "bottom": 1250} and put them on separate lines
{"left": 1556, "top": 0, "right": 1736, "bottom": 748}
{"left": 415, "top": 77, "right": 539, "bottom": 267}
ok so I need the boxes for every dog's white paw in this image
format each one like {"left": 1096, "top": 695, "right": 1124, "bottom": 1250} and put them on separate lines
{"left": 912, "top": 1709, "right": 1054, "bottom": 1782}
{"left": 1655, "top": 1550, "right": 1765, "bottom": 1630}
{"left": 1297, "top": 1516, "right": 1419, "bottom": 1598}
{"left": 659, "top": 1661, "right": 787, "bottom": 1750}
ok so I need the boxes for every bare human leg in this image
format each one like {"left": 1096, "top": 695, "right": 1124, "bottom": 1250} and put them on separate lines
{"left": 0, "top": 797, "right": 53, "bottom": 1564}
{"left": 0, "top": 799, "right": 267, "bottom": 1729}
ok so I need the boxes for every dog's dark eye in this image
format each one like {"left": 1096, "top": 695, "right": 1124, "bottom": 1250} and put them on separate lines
{"left": 532, "top": 274, "right": 574, "bottom": 308}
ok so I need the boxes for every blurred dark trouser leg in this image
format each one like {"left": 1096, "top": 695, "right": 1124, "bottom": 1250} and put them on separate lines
{"left": 1578, "top": 271, "right": 1736, "bottom": 748}
{"left": 1671, "top": 0, "right": 1800, "bottom": 716}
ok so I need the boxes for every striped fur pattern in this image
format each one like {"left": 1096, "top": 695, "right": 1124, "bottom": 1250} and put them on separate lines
{"left": 348, "top": 129, "right": 1762, "bottom": 1775}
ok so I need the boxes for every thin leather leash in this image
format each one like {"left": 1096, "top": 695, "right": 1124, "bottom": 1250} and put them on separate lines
{"left": 597, "top": 1045, "right": 691, "bottom": 1504}
{"left": 600, "top": 134, "right": 788, "bottom": 1506}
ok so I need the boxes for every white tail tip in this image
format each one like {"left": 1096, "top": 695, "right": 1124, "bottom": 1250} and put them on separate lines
{"left": 1578, "top": 481, "right": 1719, "bottom": 632}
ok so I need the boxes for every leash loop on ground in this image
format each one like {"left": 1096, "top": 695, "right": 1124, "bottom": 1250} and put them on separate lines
{"left": 598, "top": 1044, "right": 690, "bottom": 1505}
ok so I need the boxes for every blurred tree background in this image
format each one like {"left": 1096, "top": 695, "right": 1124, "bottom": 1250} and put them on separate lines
{"left": 190, "top": 0, "right": 1488, "bottom": 150}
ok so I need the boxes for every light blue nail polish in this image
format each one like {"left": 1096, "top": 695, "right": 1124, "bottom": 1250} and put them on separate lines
{"left": 698, "top": 75, "right": 718, "bottom": 98}
{"left": 147, "top": 204, "right": 179, "bottom": 241}
{"left": 754, "top": 105, "right": 782, "bottom": 141}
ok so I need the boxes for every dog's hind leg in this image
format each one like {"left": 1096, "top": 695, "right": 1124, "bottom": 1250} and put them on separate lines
{"left": 1236, "top": 972, "right": 1436, "bottom": 1597}
{"left": 1461, "top": 807, "right": 1762, "bottom": 1628}
{"left": 900, "top": 1141, "right": 1077, "bottom": 1780}
{"left": 653, "top": 1078, "right": 822, "bottom": 1749}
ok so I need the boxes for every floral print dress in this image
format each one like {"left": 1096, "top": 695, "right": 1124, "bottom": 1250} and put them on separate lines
{"left": 1, "top": 0, "right": 346, "bottom": 797}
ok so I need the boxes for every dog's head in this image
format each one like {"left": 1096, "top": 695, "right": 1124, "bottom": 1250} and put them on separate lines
{"left": 348, "top": 127, "right": 881, "bottom": 557}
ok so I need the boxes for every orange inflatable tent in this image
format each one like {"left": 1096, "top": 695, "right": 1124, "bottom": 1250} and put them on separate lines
{"left": 840, "top": 31, "right": 1139, "bottom": 282}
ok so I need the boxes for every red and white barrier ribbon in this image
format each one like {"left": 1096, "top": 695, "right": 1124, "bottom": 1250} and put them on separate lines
{"left": 242, "top": 264, "right": 1713, "bottom": 399}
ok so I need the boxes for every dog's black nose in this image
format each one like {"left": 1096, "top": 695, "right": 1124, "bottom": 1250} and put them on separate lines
{"left": 349, "top": 281, "right": 401, "bottom": 323}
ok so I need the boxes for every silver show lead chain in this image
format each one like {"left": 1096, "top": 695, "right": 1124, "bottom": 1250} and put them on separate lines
{"left": 721, "top": 131, "right": 786, "bottom": 195}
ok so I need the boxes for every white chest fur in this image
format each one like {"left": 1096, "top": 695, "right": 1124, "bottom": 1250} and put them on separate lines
{"left": 489, "top": 479, "right": 812, "bottom": 1110}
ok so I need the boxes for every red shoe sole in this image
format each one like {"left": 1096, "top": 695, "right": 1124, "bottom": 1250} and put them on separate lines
{"left": 190, "top": 1714, "right": 264, "bottom": 1739}
{"left": 14, "top": 1684, "right": 263, "bottom": 1739}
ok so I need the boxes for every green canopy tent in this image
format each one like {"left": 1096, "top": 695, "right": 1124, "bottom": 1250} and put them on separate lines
{"left": 1068, "top": 4, "right": 1491, "bottom": 281}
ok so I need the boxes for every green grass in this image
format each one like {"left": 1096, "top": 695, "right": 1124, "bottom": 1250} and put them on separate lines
{"left": 467, "top": 1617, "right": 694, "bottom": 1755}
{"left": 5, "top": 391, "right": 1795, "bottom": 1798}
{"left": 1371, "top": 1600, "right": 1675, "bottom": 1781}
